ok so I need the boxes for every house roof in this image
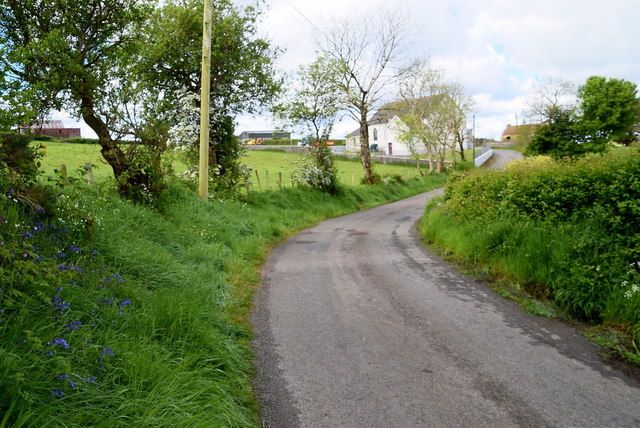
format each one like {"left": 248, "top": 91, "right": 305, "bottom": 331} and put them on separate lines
{"left": 26, "top": 120, "right": 65, "bottom": 129}
{"left": 501, "top": 124, "right": 541, "bottom": 136}
{"left": 346, "top": 128, "right": 360, "bottom": 138}
{"left": 368, "top": 96, "right": 441, "bottom": 125}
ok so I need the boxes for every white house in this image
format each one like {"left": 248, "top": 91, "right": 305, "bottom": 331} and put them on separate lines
{"left": 345, "top": 97, "right": 446, "bottom": 156}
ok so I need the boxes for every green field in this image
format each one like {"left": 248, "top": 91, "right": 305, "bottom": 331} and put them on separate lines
{"left": 39, "top": 142, "right": 428, "bottom": 189}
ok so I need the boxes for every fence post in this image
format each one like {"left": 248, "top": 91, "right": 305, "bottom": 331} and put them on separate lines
{"left": 255, "top": 170, "right": 262, "bottom": 191}
{"left": 85, "top": 162, "right": 94, "bottom": 187}
{"left": 245, "top": 179, "right": 251, "bottom": 194}
{"left": 59, "top": 164, "right": 69, "bottom": 185}
{"left": 278, "top": 172, "right": 282, "bottom": 190}
{"left": 265, "top": 170, "right": 270, "bottom": 190}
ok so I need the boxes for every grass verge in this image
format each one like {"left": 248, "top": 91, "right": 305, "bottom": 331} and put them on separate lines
{"left": 1, "top": 173, "right": 447, "bottom": 426}
{"left": 418, "top": 150, "right": 640, "bottom": 365}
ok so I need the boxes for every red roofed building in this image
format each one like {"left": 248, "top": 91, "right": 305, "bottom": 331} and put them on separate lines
{"left": 501, "top": 124, "right": 541, "bottom": 142}
{"left": 19, "top": 120, "right": 81, "bottom": 139}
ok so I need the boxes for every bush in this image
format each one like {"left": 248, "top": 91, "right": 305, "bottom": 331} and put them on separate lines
{"left": 291, "top": 142, "right": 341, "bottom": 194}
{"left": 425, "top": 148, "right": 640, "bottom": 344}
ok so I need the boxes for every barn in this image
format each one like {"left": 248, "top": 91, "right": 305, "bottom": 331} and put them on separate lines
{"left": 19, "top": 120, "right": 81, "bottom": 139}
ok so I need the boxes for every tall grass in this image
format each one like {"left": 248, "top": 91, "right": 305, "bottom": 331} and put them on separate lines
{"left": 1, "top": 172, "right": 447, "bottom": 426}
{"left": 420, "top": 149, "right": 640, "bottom": 363}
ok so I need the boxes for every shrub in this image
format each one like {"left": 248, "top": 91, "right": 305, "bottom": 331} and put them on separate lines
{"left": 291, "top": 142, "right": 340, "bottom": 193}
{"left": 427, "top": 148, "right": 640, "bottom": 338}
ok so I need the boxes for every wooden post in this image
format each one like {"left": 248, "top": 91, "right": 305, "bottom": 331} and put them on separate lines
{"left": 59, "top": 164, "right": 69, "bottom": 185}
{"left": 278, "top": 172, "right": 282, "bottom": 190}
{"left": 198, "top": 0, "right": 213, "bottom": 200}
{"left": 85, "top": 162, "right": 94, "bottom": 186}
{"left": 351, "top": 174, "right": 355, "bottom": 186}
{"left": 255, "top": 170, "right": 262, "bottom": 191}
{"left": 245, "top": 180, "right": 251, "bottom": 194}
{"left": 265, "top": 170, "right": 270, "bottom": 190}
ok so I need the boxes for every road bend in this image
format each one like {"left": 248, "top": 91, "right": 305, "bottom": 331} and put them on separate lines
{"left": 251, "top": 189, "right": 640, "bottom": 427}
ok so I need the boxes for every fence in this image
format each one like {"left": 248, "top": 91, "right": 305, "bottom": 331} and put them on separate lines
{"left": 58, "top": 164, "right": 426, "bottom": 194}
{"left": 58, "top": 163, "right": 95, "bottom": 186}
{"left": 473, "top": 144, "right": 494, "bottom": 167}
{"left": 243, "top": 168, "right": 425, "bottom": 193}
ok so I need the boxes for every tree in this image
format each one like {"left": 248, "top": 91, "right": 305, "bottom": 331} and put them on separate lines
{"left": 273, "top": 57, "right": 341, "bottom": 144}
{"left": 524, "top": 75, "right": 639, "bottom": 158}
{"left": 525, "top": 76, "right": 577, "bottom": 124}
{"left": 273, "top": 57, "right": 341, "bottom": 193}
{"left": 578, "top": 76, "right": 639, "bottom": 146}
{"left": 0, "top": 0, "right": 167, "bottom": 201}
{"left": 445, "top": 82, "right": 474, "bottom": 162}
{"left": 524, "top": 107, "right": 592, "bottom": 159}
{"left": 396, "top": 58, "right": 471, "bottom": 173}
{"left": 317, "top": 10, "right": 408, "bottom": 184}
{"left": 138, "top": 0, "right": 282, "bottom": 195}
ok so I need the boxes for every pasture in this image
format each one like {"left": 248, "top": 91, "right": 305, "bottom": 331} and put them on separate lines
{"left": 39, "top": 142, "right": 427, "bottom": 189}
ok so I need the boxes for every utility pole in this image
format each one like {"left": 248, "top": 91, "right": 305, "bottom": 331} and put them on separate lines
{"left": 198, "top": 0, "right": 212, "bottom": 199}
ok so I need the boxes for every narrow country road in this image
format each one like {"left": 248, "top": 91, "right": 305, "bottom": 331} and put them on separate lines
{"left": 251, "top": 187, "right": 640, "bottom": 427}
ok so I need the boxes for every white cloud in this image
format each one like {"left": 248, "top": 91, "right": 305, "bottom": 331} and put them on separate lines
{"left": 54, "top": 0, "right": 640, "bottom": 141}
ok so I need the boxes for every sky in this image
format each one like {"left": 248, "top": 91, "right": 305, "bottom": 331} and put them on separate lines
{"left": 236, "top": 0, "right": 640, "bottom": 140}
{"left": 62, "top": 0, "right": 640, "bottom": 141}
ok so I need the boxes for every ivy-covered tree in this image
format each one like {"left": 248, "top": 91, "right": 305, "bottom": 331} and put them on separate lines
{"left": 0, "top": 0, "right": 169, "bottom": 201}
{"left": 138, "top": 0, "right": 282, "bottom": 195}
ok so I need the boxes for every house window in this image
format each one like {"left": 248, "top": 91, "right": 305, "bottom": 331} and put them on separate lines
{"left": 373, "top": 128, "right": 378, "bottom": 141}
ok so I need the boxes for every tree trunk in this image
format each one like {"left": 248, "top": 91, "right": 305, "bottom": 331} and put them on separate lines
{"left": 81, "top": 94, "right": 162, "bottom": 200}
{"left": 80, "top": 95, "right": 127, "bottom": 179}
{"left": 457, "top": 131, "right": 466, "bottom": 162}
{"left": 359, "top": 108, "right": 374, "bottom": 184}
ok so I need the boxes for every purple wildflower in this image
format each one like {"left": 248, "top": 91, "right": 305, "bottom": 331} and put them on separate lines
{"left": 98, "top": 346, "right": 115, "bottom": 362}
{"left": 52, "top": 295, "right": 70, "bottom": 313}
{"left": 84, "top": 376, "right": 97, "bottom": 384}
{"left": 50, "top": 389, "right": 64, "bottom": 397}
{"left": 68, "top": 380, "right": 76, "bottom": 389}
{"left": 70, "top": 245, "right": 80, "bottom": 253}
{"left": 64, "top": 320, "right": 82, "bottom": 331}
{"left": 49, "top": 338, "right": 70, "bottom": 350}
{"left": 119, "top": 299, "right": 132, "bottom": 308}
{"left": 54, "top": 374, "right": 69, "bottom": 380}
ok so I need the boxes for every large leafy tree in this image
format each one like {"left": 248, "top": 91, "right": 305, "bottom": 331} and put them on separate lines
{"left": 524, "top": 106, "right": 592, "bottom": 159}
{"left": 138, "top": 0, "right": 282, "bottom": 194}
{"left": 0, "top": 0, "right": 166, "bottom": 200}
{"left": 578, "top": 76, "right": 639, "bottom": 146}
{"left": 525, "top": 75, "right": 639, "bottom": 158}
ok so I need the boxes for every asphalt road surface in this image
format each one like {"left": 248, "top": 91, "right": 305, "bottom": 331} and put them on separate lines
{"left": 251, "top": 188, "right": 640, "bottom": 427}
